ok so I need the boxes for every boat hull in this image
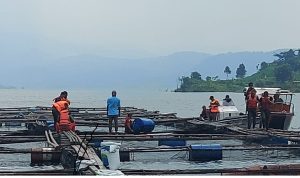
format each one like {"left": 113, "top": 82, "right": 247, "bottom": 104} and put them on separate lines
{"left": 269, "top": 112, "right": 293, "bottom": 130}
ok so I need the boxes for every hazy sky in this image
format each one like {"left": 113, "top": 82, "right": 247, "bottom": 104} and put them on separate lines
{"left": 1, "top": 0, "right": 300, "bottom": 57}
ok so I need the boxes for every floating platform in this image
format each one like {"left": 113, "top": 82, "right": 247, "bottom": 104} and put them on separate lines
{"left": 0, "top": 106, "right": 300, "bottom": 175}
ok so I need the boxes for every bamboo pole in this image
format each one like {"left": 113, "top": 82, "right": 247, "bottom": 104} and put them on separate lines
{"left": 120, "top": 166, "right": 300, "bottom": 175}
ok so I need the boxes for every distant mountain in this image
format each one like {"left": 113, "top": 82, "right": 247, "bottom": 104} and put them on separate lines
{"left": 0, "top": 50, "right": 286, "bottom": 89}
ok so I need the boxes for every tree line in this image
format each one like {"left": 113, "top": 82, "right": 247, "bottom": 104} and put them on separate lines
{"left": 187, "top": 63, "right": 247, "bottom": 82}
{"left": 176, "top": 49, "right": 300, "bottom": 92}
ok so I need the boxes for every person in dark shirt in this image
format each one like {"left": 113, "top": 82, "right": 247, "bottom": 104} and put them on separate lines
{"left": 200, "top": 105, "right": 208, "bottom": 121}
{"left": 273, "top": 94, "right": 284, "bottom": 103}
{"left": 222, "top": 95, "right": 235, "bottom": 106}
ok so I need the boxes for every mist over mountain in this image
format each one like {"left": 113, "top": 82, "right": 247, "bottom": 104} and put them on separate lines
{"left": 0, "top": 50, "right": 282, "bottom": 90}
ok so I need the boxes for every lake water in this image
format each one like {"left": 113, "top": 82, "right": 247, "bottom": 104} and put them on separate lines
{"left": 0, "top": 89, "right": 299, "bottom": 173}
{"left": 0, "top": 89, "right": 299, "bottom": 128}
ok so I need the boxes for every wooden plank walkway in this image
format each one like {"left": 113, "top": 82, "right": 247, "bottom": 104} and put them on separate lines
{"left": 120, "top": 163, "right": 300, "bottom": 175}
{"left": 59, "top": 131, "right": 108, "bottom": 175}
{"left": 184, "top": 118, "right": 300, "bottom": 143}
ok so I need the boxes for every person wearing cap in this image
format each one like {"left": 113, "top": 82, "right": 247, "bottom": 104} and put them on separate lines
{"left": 107, "top": 90, "right": 121, "bottom": 134}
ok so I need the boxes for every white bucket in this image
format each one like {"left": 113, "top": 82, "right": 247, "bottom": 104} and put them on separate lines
{"left": 100, "top": 142, "right": 121, "bottom": 170}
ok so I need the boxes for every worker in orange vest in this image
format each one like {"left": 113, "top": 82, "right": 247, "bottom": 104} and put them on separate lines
{"left": 52, "top": 91, "right": 71, "bottom": 131}
{"left": 259, "top": 91, "right": 273, "bottom": 130}
{"left": 209, "top": 96, "right": 220, "bottom": 121}
{"left": 52, "top": 91, "right": 70, "bottom": 129}
{"left": 247, "top": 90, "right": 259, "bottom": 129}
{"left": 55, "top": 101, "right": 76, "bottom": 133}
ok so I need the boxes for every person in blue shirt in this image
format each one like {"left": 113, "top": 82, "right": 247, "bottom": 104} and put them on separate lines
{"left": 107, "top": 90, "right": 121, "bottom": 134}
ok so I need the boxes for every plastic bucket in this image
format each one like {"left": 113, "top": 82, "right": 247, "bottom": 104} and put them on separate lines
{"left": 132, "top": 118, "right": 155, "bottom": 134}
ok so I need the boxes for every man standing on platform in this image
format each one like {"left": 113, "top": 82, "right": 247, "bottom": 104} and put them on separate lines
{"left": 259, "top": 91, "right": 273, "bottom": 130}
{"left": 107, "top": 90, "right": 121, "bottom": 134}
{"left": 209, "top": 96, "right": 220, "bottom": 121}
{"left": 246, "top": 90, "right": 258, "bottom": 129}
{"left": 244, "top": 82, "right": 255, "bottom": 113}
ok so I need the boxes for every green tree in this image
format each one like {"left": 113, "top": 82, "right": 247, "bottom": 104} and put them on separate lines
{"left": 206, "top": 76, "right": 212, "bottom": 81}
{"left": 190, "top": 71, "right": 201, "bottom": 80}
{"left": 212, "top": 76, "right": 219, "bottom": 81}
{"left": 224, "top": 66, "right": 231, "bottom": 80}
{"left": 236, "top": 63, "right": 247, "bottom": 78}
{"left": 260, "top": 61, "right": 268, "bottom": 70}
{"left": 274, "top": 64, "right": 293, "bottom": 83}
{"left": 274, "top": 49, "right": 296, "bottom": 60}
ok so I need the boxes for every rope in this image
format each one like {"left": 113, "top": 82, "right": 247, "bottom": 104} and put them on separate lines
{"left": 73, "top": 123, "right": 100, "bottom": 175}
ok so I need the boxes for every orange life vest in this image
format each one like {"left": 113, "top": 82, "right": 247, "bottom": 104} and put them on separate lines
{"left": 56, "top": 108, "right": 75, "bottom": 133}
{"left": 247, "top": 95, "right": 258, "bottom": 109}
{"left": 59, "top": 109, "right": 71, "bottom": 125}
{"left": 210, "top": 99, "right": 219, "bottom": 113}
{"left": 53, "top": 100, "right": 69, "bottom": 112}
{"left": 62, "top": 98, "right": 71, "bottom": 105}
{"left": 261, "top": 97, "right": 271, "bottom": 110}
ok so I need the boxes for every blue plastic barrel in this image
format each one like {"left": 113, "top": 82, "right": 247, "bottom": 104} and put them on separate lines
{"left": 267, "top": 136, "right": 288, "bottom": 145}
{"left": 189, "top": 144, "right": 222, "bottom": 161}
{"left": 132, "top": 118, "right": 155, "bottom": 134}
{"left": 158, "top": 139, "right": 186, "bottom": 147}
{"left": 46, "top": 120, "right": 54, "bottom": 126}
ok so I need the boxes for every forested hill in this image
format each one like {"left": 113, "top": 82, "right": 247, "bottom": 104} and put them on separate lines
{"left": 175, "top": 49, "right": 300, "bottom": 92}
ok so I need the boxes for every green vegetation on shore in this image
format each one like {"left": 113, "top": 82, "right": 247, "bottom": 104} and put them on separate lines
{"left": 175, "top": 49, "right": 300, "bottom": 92}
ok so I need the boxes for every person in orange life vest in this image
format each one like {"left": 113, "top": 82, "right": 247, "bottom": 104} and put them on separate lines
{"left": 244, "top": 82, "right": 255, "bottom": 113}
{"left": 125, "top": 113, "right": 134, "bottom": 134}
{"left": 247, "top": 90, "right": 259, "bottom": 129}
{"left": 259, "top": 91, "right": 273, "bottom": 130}
{"left": 209, "top": 96, "right": 220, "bottom": 121}
{"left": 55, "top": 102, "right": 76, "bottom": 133}
{"left": 52, "top": 91, "right": 70, "bottom": 131}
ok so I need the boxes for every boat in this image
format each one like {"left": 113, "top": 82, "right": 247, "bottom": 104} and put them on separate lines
{"left": 208, "top": 87, "right": 294, "bottom": 130}
{"left": 244, "top": 87, "right": 295, "bottom": 130}
{"left": 218, "top": 105, "right": 240, "bottom": 120}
